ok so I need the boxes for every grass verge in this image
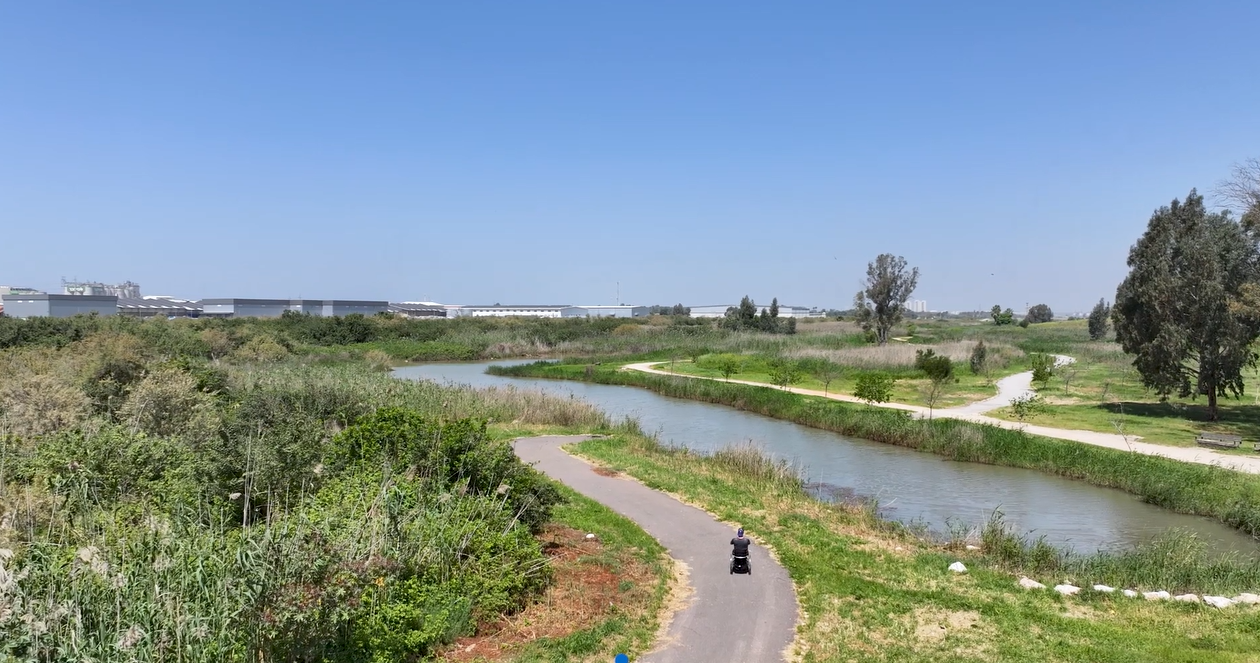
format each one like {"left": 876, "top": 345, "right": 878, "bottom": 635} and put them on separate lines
{"left": 572, "top": 434, "right": 1260, "bottom": 662}
{"left": 441, "top": 483, "right": 671, "bottom": 663}
{"left": 489, "top": 361, "right": 1260, "bottom": 540}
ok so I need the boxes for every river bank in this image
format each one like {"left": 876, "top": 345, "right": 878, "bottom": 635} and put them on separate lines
{"left": 568, "top": 433, "right": 1260, "bottom": 662}
{"left": 487, "top": 360, "right": 1260, "bottom": 541}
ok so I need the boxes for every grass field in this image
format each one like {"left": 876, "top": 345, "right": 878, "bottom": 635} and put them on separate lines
{"left": 572, "top": 434, "right": 1260, "bottom": 663}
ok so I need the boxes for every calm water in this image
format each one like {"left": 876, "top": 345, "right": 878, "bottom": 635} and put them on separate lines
{"left": 395, "top": 361, "right": 1259, "bottom": 555}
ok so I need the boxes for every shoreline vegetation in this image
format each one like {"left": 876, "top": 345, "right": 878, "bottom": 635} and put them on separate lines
{"left": 0, "top": 319, "right": 664, "bottom": 662}
{"left": 488, "top": 360, "right": 1260, "bottom": 542}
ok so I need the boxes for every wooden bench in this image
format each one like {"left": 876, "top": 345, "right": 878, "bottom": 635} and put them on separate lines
{"left": 1195, "top": 432, "right": 1242, "bottom": 449}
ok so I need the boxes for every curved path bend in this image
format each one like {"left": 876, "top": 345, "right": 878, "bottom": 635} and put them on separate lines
{"left": 622, "top": 359, "right": 1260, "bottom": 475}
{"left": 514, "top": 435, "right": 798, "bottom": 663}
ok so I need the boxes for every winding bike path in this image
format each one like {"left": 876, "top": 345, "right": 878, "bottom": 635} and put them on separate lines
{"left": 513, "top": 435, "right": 798, "bottom": 663}
{"left": 622, "top": 359, "right": 1260, "bottom": 475}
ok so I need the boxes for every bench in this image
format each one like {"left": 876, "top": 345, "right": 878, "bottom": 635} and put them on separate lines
{"left": 1195, "top": 432, "right": 1242, "bottom": 449}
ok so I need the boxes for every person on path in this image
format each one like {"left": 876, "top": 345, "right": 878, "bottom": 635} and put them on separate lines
{"left": 731, "top": 527, "right": 751, "bottom": 571}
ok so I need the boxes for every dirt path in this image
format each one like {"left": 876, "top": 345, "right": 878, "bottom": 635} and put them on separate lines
{"left": 622, "top": 360, "right": 1260, "bottom": 475}
{"left": 513, "top": 435, "right": 798, "bottom": 663}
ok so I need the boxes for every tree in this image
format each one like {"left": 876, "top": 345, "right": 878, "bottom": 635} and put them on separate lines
{"left": 671, "top": 303, "right": 689, "bottom": 316}
{"left": 854, "top": 372, "right": 894, "bottom": 405}
{"left": 1087, "top": 299, "right": 1111, "bottom": 341}
{"left": 716, "top": 356, "right": 742, "bottom": 380}
{"left": 969, "top": 340, "right": 988, "bottom": 376}
{"left": 1009, "top": 393, "right": 1046, "bottom": 425}
{"left": 990, "top": 305, "right": 1015, "bottom": 326}
{"left": 1112, "top": 190, "right": 1260, "bottom": 420}
{"left": 814, "top": 363, "right": 842, "bottom": 395}
{"left": 1029, "top": 353, "right": 1056, "bottom": 388}
{"left": 853, "top": 254, "right": 920, "bottom": 345}
{"left": 918, "top": 354, "right": 954, "bottom": 418}
{"left": 767, "top": 358, "right": 802, "bottom": 390}
{"left": 1024, "top": 304, "right": 1053, "bottom": 324}
{"left": 1216, "top": 158, "right": 1260, "bottom": 230}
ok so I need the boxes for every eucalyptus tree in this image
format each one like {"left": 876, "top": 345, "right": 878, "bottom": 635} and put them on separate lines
{"left": 853, "top": 254, "right": 919, "bottom": 345}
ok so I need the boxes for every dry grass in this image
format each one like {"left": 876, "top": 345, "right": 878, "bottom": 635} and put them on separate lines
{"left": 438, "top": 525, "right": 657, "bottom": 662}
{"left": 784, "top": 341, "right": 1024, "bottom": 370}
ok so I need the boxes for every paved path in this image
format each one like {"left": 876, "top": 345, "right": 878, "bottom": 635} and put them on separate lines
{"left": 622, "top": 360, "right": 1260, "bottom": 475}
{"left": 514, "top": 435, "right": 798, "bottom": 663}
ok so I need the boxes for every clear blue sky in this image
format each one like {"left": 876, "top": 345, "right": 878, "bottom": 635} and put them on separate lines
{"left": 3, "top": 2, "right": 1257, "bottom": 313}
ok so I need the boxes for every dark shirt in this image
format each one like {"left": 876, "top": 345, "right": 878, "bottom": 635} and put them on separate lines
{"left": 730, "top": 536, "right": 751, "bottom": 557}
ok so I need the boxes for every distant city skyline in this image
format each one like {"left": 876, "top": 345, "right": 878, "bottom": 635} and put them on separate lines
{"left": 3, "top": 3, "right": 1257, "bottom": 314}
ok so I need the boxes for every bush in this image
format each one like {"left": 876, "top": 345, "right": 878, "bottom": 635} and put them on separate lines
{"left": 969, "top": 340, "right": 988, "bottom": 375}
{"left": 1030, "top": 353, "right": 1055, "bottom": 387}
{"left": 1024, "top": 303, "right": 1054, "bottom": 324}
{"left": 853, "top": 372, "right": 894, "bottom": 404}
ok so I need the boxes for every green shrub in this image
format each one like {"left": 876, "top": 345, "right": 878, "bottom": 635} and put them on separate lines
{"left": 854, "top": 372, "right": 894, "bottom": 404}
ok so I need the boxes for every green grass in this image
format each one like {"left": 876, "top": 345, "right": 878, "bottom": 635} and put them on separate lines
{"left": 475, "top": 483, "right": 671, "bottom": 663}
{"left": 572, "top": 434, "right": 1260, "bottom": 663}
{"left": 659, "top": 356, "right": 1015, "bottom": 408}
{"left": 489, "top": 360, "right": 1260, "bottom": 539}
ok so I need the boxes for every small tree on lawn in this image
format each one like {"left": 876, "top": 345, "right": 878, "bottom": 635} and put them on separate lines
{"left": 854, "top": 372, "right": 895, "bottom": 405}
{"left": 717, "top": 356, "right": 742, "bottom": 380}
{"left": 1009, "top": 393, "right": 1046, "bottom": 427}
{"left": 969, "top": 340, "right": 988, "bottom": 376}
{"left": 919, "top": 354, "right": 954, "bottom": 418}
{"left": 1087, "top": 298, "right": 1112, "bottom": 341}
{"left": 815, "top": 362, "right": 842, "bottom": 395}
{"left": 768, "top": 358, "right": 802, "bottom": 390}
{"left": 1030, "top": 353, "right": 1055, "bottom": 388}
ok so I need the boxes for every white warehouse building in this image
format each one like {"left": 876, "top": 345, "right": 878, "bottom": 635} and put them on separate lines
{"left": 689, "top": 304, "right": 824, "bottom": 318}
{"left": 447, "top": 305, "right": 649, "bottom": 318}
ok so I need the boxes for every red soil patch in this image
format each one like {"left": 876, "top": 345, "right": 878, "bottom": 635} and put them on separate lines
{"left": 439, "top": 524, "right": 652, "bottom": 662}
{"left": 592, "top": 466, "right": 621, "bottom": 477}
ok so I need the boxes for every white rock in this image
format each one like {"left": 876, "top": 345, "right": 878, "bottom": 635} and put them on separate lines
{"left": 1173, "top": 593, "right": 1200, "bottom": 603}
{"left": 1204, "top": 596, "right": 1235, "bottom": 609}
{"left": 1019, "top": 577, "right": 1046, "bottom": 590}
{"left": 1054, "top": 584, "right": 1081, "bottom": 596}
{"left": 895, "top": 546, "right": 904, "bottom": 552}
{"left": 1143, "top": 591, "right": 1171, "bottom": 601}
{"left": 1233, "top": 593, "right": 1260, "bottom": 604}
{"left": 1122, "top": 589, "right": 1139, "bottom": 598}
{"left": 1092, "top": 584, "right": 1115, "bottom": 593}
{"left": 948, "top": 562, "right": 967, "bottom": 573}
{"left": 965, "top": 545, "right": 980, "bottom": 551}
{"left": 585, "top": 533, "right": 597, "bottom": 540}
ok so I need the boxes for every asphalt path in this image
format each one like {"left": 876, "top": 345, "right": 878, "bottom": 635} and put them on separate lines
{"left": 513, "top": 435, "right": 798, "bottom": 663}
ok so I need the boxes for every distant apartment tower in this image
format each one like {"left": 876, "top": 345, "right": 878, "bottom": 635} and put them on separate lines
{"left": 906, "top": 299, "right": 928, "bottom": 313}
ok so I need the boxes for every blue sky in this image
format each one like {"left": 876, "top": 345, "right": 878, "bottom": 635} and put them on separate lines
{"left": 2, "top": 2, "right": 1257, "bottom": 313}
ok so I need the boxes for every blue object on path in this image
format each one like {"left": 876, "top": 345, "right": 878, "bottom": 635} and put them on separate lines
{"left": 615, "top": 655, "right": 629, "bottom": 663}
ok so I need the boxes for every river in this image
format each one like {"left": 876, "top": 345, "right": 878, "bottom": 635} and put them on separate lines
{"left": 395, "top": 360, "right": 1258, "bottom": 556}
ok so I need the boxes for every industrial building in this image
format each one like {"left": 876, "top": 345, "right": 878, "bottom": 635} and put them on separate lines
{"left": 689, "top": 303, "right": 824, "bottom": 318}
{"left": 446, "top": 305, "right": 648, "bottom": 318}
{"left": 200, "top": 299, "right": 390, "bottom": 318}
{"left": 1, "top": 294, "right": 118, "bottom": 318}
{"left": 116, "top": 297, "right": 203, "bottom": 318}
{"left": 388, "top": 302, "right": 448, "bottom": 318}
{"left": 62, "top": 279, "right": 142, "bottom": 298}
